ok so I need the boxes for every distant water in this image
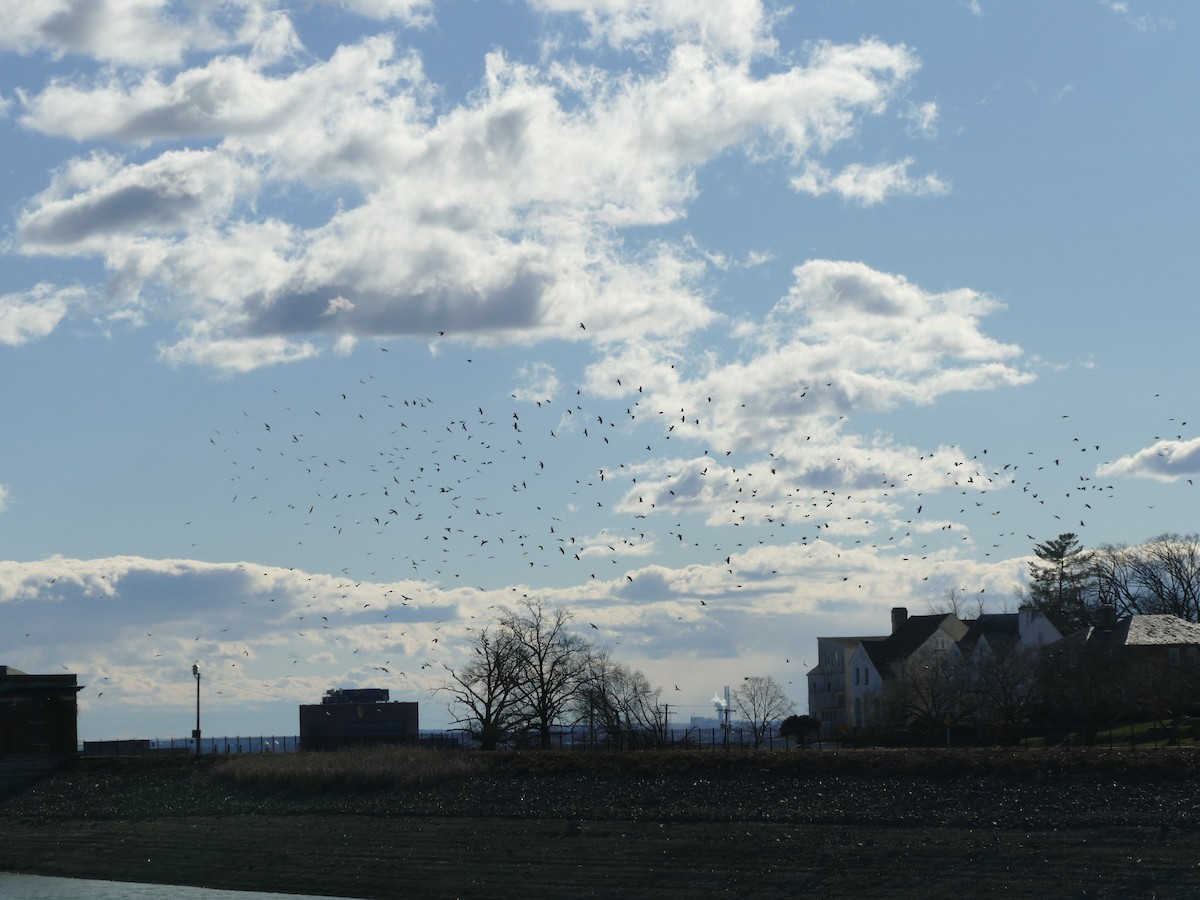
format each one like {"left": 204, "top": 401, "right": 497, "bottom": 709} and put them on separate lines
{"left": 0, "top": 874, "right": 368, "bottom": 899}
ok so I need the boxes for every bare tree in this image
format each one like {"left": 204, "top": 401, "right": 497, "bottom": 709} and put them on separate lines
{"left": 502, "top": 597, "right": 591, "bottom": 749}
{"left": 438, "top": 623, "right": 524, "bottom": 750}
{"left": 1094, "top": 535, "right": 1200, "bottom": 622}
{"left": 886, "top": 652, "right": 970, "bottom": 738}
{"left": 927, "top": 586, "right": 986, "bottom": 618}
{"left": 963, "top": 641, "right": 1044, "bottom": 742}
{"left": 731, "top": 676, "right": 795, "bottom": 749}
{"left": 578, "top": 650, "right": 666, "bottom": 748}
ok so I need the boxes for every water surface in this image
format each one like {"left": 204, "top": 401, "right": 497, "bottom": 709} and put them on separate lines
{"left": 0, "top": 873, "right": 367, "bottom": 899}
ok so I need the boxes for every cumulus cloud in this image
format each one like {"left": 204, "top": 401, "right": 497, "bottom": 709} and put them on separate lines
{"left": 0, "top": 0, "right": 286, "bottom": 67}
{"left": 19, "top": 35, "right": 425, "bottom": 148}
{"left": 590, "top": 260, "right": 1028, "bottom": 446}
{"left": 564, "top": 259, "right": 1031, "bottom": 534}
{"left": 0, "top": 283, "right": 81, "bottom": 344}
{"left": 18, "top": 149, "right": 258, "bottom": 251}
{"left": 1097, "top": 438, "right": 1200, "bottom": 482}
{"left": 11, "top": 22, "right": 931, "bottom": 366}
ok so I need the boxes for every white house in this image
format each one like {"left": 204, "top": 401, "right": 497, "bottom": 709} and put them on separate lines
{"left": 807, "top": 634, "right": 884, "bottom": 738}
{"left": 847, "top": 608, "right": 969, "bottom": 729}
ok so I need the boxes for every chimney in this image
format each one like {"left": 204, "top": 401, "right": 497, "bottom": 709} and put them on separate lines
{"left": 891, "top": 607, "right": 908, "bottom": 634}
{"left": 1096, "top": 604, "right": 1117, "bottom": 631}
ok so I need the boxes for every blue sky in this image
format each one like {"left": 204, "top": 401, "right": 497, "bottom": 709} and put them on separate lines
{"left": 2, "top": 0, "right": 1198, "bottom": 740}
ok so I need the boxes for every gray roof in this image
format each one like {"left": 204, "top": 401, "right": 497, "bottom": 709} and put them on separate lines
{"left": 861, "top": 614, "right": 963, "bottom": 678}
{"left": 1088, "top": 614, "right": 1200, "bottom": 647}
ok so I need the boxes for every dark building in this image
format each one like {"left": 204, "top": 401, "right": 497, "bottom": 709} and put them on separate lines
{"left": 299, "top": 687, "right": 418, "bottom": 751}
{"left": 0, "top": 665, "right": 84, "bottom": 757}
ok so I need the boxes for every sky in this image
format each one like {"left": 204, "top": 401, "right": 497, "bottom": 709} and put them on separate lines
{"left": 2, "top": 0, "right": 1199, "bottom": 741}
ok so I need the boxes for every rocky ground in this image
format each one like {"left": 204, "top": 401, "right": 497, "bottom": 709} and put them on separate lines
{"left": 2, "top": 749, "right": 1200, "bottom": 898}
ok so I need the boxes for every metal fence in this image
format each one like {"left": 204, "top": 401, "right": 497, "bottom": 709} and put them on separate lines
{"left": 77, "top": 720, "right": 1200, "bottom": 757}
{"left": 79, "top": 732, "right": 464, "bottom": 757}
{"left": 441, "top": 725, "right": 801, "bottom": 752}
{"left": 78, "top": 727, "right": 806, "bottom": 756}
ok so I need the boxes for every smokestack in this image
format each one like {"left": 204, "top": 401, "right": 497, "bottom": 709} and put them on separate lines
{"left": 1096, "top": 605, "right": 1117, "bottom": 631}
{"left": 891, "top": 607, "right": 908, "bottom": 634}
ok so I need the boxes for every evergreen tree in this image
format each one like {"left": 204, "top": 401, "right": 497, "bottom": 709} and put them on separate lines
{"left": 1027, "top": 533, "right": 1095, "bottom": 634}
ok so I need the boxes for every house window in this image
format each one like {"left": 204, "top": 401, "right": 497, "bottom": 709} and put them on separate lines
{"left": 854, "top": 668, "right": 860, "bottom": 686}
{"left": 864, "top": 668, "right": 869, "bottom": 685}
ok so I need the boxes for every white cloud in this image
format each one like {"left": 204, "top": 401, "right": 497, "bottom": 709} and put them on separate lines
{"left": 1097, "top": 438, "right": 1200, "bottom": 482}
{"left": 511, "top": 361, "right": 562, "bottom": 403}
{"left": 906, "top": 100, "right": 939, "bottom": 138}
{"left": 0, "top": 282, "right": 81, "bottom": 344}
{"left": 18, "top": 149, "right": 259, "bottom": 252}
{"left": 531, "top": 0, "right": 778, "bottom": 58}
{"left": 0, "top": 542, "right": 1025, "bottom": 735}
{"left": 0, "top": 485, "right": 8, "bottom": 513}
{"left": 19, "top": 34, "right": 425, "bottom": 150}
{"left": 157, "top": 333, "right": 320, "bottom": 372}
{"left": 12, "top": 19, "right": 933, "bottom": 370}
{"left": 0, "top": 0, "right": 284, "bottom": 67}
{"left": 329, "top": 0, "right": 433, "bottom": 24}
{"left": 572, "top": 260, "right": 1030, "bottom": 528}
{"left": 1098, "top": 0, "right": 1173, "bottom": 33}
{"left": 322, "top": 296, "right": 356, "bottom": 317}
{"left": 791, "top": 158, "right": 948, "bottom": 205}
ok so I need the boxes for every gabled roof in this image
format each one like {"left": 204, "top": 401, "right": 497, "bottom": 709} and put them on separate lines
{"left": 959, "top": 613, "right": 1019, "bottom": 645}
{"left": 860, "top": 614, "right": 962, "bottom": 679}
{"left": 806, "top": 635, "right": 886, "bottom": 676}
{"left": 956, "top": 613, "right": 1021, "bottom": 660}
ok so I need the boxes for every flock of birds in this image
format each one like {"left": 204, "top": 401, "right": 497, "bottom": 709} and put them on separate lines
{"left": 49, "top": 341, "right": 1195, "bottom": 719}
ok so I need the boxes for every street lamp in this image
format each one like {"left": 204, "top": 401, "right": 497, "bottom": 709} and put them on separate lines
{"left": 192, "top": 663, "right": 201, "bottom": 756}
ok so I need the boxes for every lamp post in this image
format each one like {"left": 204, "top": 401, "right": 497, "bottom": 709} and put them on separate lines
{"left": 192, "top": 664, "right": 201, "bottom": 756}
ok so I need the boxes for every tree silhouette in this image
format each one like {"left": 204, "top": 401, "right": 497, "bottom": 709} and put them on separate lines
{"left": 732, "top": 676, "right": 795, "bottom": 748}
{"left": 439, "top": 623, "right": 524, "bottom": 750}
{"left": 778, "top": 713, "right": 819, "bottom": 748}
{"left": 502, "top": 597, "right": 590, "bottom": 749}
{"left": 1027, "top": 533, "right": 1095, "bottom": 634}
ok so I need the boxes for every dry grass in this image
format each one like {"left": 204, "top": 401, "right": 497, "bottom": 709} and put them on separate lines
{"left": 213, "top": 744, "right": 489, "bottom": 791}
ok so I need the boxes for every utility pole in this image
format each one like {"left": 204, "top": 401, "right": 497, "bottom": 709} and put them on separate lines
{"left": 724, "top": 685, "right": 731, "bottom": 750}
{"left": 192, "top": 664, "right": 201, "bottom": 756}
